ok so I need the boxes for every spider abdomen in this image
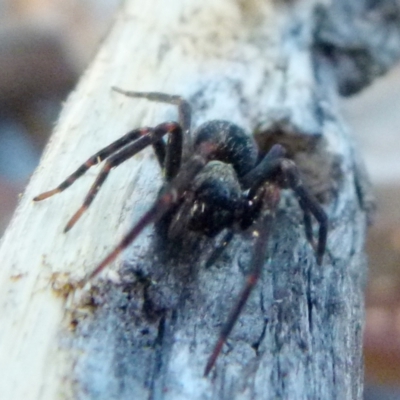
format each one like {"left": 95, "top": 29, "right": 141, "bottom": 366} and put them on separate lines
{"left": 193, "top": 120, "right": 258, "bottom": 177}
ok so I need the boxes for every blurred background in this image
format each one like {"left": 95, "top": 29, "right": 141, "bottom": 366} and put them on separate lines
{"left": 0, "top": 1, "right": 399, "bottom": 398}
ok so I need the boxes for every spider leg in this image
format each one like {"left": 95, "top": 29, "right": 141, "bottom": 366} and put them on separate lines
{"left": 64, "top": 122, "right": 182, "bottom": 232}
{"left": 280, "top": 160, "right": 328, "bottom": 265}
{"left": 33, "top": 128, "right": 151, "bottom": 201}
{"left": 112, "top": 87, "right": 191, "bottom": 136}
{"left": 301, "top": 208, "right": 315, "bottom": 249}
{"left": 205, "top": 230, "right": 234, "bottom": 269}
{"left": 113, "top": 87, "right": 191, "bottom": 180}
{"left": 204, "top": 185, "right": 280, "bottom": 376}
{"left": 241, "top": 144, "right": 327, "bottom": 265}
{"left": 80, "top": 155, "right": 207, "bottom": 286}
{"left": 240, "top": 144, "right": 287, "bottom": 190}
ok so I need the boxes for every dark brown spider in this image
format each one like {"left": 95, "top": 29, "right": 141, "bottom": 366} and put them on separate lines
{"left": 34, "top": 87, "right": 328, "bottom": 376}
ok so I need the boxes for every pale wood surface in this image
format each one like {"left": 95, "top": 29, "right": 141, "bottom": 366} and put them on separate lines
{"left": 3, "top": 0, "right": 399, "bottom": 398}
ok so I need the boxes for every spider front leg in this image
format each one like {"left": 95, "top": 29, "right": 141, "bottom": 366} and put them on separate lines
{"left": 34, "top": 86, "right": 190, "bottom": 203}
{"left": 33, "top": 127, "right": 151, "bottom": 201}
{"left": 112, "top": 87, "right": 191, "bottom": 136}
{"left": 112, "top": 87, "right": 192, "bottom": 181}
{"left": 34, "top": 122, "right": 183, "bottom": 232}
{"left": 64, "top": 122, "right": 184, "bottom": 232}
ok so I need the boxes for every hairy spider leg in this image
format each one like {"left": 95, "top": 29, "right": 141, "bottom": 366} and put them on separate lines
{"left": 34, "top": 86, "right": 189, "bottom": 202}
{"left": 64, "top": 122, "right": 183, "bottom": 232}
{"left": 204, "top": 185, "right": 281, "bottom": 376}
{"left": 112, "top": 87, "right": 191, "bottom": 135}
{"left": 204, "top": 230, "right": 235, "bottom": 269}
{"left": 241, "top": 145, "right": 327, "bottom": 265}
{"left": 240, "top": 144, "right": 287, "bottom": 190}
{"left": 281, "top": 162, "right": 328, "bottom": 265}
{"left": 80, "top": 155, "right": 207, "bottom": 286}
{"left": 112, "top": 87, "right": 191, "bottom": 181}
{"left": 33, "top": 128, "right": 152, "bottom": 201}
{"left": 299, "top": 203, "right": 315, "bottom": 250}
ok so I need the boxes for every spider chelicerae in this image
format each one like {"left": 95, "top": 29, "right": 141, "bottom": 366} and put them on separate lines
{"left": 34, "top": 87, "right": 328, "bottom": 376}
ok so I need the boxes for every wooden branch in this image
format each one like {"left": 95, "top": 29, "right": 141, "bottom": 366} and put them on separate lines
{"left": 315, "top": 0, "right": 400, "bottom": 96}
{"left": 2, "top": 0, "right": 394, "bottom": 398}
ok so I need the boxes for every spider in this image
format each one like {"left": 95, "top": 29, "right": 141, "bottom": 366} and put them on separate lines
{"left": 34, "top": 87, "right": 328, "bottom": 376}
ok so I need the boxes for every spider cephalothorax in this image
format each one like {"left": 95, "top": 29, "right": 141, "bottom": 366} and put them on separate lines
{"left": 34, "top": 87, "right": 328, "bottom": 376}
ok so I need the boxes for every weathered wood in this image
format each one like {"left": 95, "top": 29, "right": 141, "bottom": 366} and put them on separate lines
{"left": 315, "top": 0, "right": 400, "bottom": 96}
{"left": 1, "top": 0, "right": 399, "bottom": 399}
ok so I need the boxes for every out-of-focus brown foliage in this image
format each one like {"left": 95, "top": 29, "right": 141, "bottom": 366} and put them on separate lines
{"left": 0, "top": 0, "right": 119, "bottom": 233}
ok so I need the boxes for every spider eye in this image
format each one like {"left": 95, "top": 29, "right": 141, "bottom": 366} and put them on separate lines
{"left": 188, "top": 201, "right": 235, "bottom": 237}
{"left": 185, "top": 161, "right": 242, "bottom": 236}
{"left": 188, "top": 185, "right": 238, "bottom": 236}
